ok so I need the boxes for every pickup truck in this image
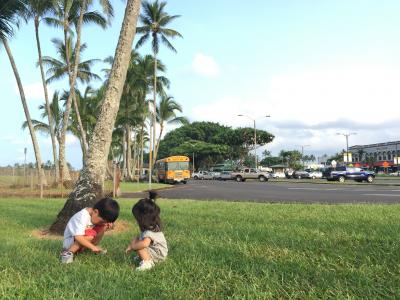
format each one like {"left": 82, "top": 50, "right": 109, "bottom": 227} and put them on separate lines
{"left": 231, "top": 168, "right": 271, "bottom": 182}
{"left": 322, "top": 166, "right": 375, "bottom": 183}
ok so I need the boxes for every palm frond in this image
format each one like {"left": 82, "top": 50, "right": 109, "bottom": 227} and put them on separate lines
{"left": 160, "top": 35, "right": 177, "bottom": 53}
{"left": 135, "top": 32, "right": 150, "bottom": 49}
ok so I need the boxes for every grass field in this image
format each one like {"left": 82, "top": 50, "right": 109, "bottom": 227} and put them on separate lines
{"left": 0, "top": 198, "right": 399, "bottom": 299}
{"left": 0, "top": 177, "right": 171, "bottom": 198}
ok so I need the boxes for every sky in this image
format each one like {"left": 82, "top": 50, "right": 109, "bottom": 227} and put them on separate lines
{"left": 1, "top": 0, "right": 400, "bottom": 168}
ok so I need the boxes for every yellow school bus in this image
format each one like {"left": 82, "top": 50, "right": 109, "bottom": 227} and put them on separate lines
{"left": 155, "top": 156, "right": 191, "bottom": 184}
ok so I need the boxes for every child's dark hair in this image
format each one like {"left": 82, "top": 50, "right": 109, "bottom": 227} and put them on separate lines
{"left": 132, "top": 191, "right": 161, "bottom": 232}
{"left": 94, "top": 197, "right": 120, "bottom": 222}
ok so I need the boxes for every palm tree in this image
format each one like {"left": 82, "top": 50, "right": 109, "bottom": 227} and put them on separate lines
{"left": 50, "top": 0, "right": 142, "bottom": 233}
{"left": 60, "top": 86, "right": 101, "bottom": 164}
{"left": 46, "top": 0, "right": 111, "bottom": 184}
{"left": 154, "top": 96, "right": 188, "bottom": 161}
{"left": 42, "top": 36, "right": 101, "bottom": 163}
{"left": 23, "top": 0, "right": 60, "bottom": 182}
{"left": 1, "top": 0, "right": 47, "bottom": 188}
{"left": 135, "top": 0, "right": 182, "bottom": 171}
{"left": 43, "top": 38, "right": 101, "bottom": 84}
{"left": 117, "top": 52, "right": 169, "bottom": 180}
{"left": 21, "top": 92, "right": 75, "bottom": 179}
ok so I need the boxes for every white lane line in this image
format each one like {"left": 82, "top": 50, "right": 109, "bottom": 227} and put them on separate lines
{"left": 363, "top": 194, "right": 400, "bottom": 197}
{"left": 288, "top": 188, "right": 338, "bottom": 191}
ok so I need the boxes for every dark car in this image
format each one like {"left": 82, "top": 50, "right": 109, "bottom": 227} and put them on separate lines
{"left": 292, "top": 170, "right": 310, "bottom": 179}
{"left": 323, "top": 166, "right": 375, "bottom": 183}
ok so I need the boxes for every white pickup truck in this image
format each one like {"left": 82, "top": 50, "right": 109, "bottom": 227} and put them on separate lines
{"left": 231, "top": 168, "right": 271, "bottom": 182}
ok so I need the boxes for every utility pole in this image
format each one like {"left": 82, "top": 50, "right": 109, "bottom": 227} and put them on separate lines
{"left": 300, "top": 144, "right": 310, "bottom": 169}
{"left": 237, "top": 114, "right": 270, "bottom": 169}
{"left": 336, "top": 132, "right": 357, "bottom": 165}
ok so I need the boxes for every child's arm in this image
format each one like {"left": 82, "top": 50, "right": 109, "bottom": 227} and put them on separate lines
{"left": 125, "top": 237, "right": 151, "bottom": 253}
{"left": 75, "top": 235, "right": 102, "bottom": 253}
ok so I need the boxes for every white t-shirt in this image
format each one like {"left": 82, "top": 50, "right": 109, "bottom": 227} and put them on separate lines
{"left": 63, "top": 208, "right": 93, "bottom": 249}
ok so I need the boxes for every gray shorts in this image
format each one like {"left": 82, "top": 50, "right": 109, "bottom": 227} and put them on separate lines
{"left": 147, "top": 247, "right": 166, "bottom": 263}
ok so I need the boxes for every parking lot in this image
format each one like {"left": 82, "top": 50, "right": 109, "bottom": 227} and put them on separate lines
{"left": 147, "top": 179, "right": 400, "bottom": 204}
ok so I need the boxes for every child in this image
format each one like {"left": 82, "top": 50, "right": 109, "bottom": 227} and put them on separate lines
{"left": 60, "top": 197, "right": 120, "bottom": 263}
{"left": 125, "top": 191, "right": 168, "bottom": 271}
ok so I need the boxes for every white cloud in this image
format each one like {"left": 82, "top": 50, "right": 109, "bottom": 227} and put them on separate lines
{"left": 14, "top": 82, "right": 53, "bottom": 101}
{"left": 192, "top": 53, "right": 220, "bottom": 77}
{"left": 189, "top": 63, "right": 400, "bottom": 156}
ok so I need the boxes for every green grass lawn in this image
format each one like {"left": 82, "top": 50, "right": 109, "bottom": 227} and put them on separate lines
{"left": 118, "top": 181, "right": 172, "bottom": 193}
{"left": 0, "top": 198, "right": 399, "bottom": 299}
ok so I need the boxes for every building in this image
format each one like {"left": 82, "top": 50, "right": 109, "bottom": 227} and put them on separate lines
{"left": 349, "top": 141, "right": 400, "bottom": 169}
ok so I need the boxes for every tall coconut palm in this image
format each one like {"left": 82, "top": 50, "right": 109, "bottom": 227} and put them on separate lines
{"left": 118, "top": 52, "right": 169, "bottom": 180}
{"left": 1, "top": 0, "right": 47, "bottom": 188}
{"left": 43, "top": 38, "right": 101, "bottom": 84}
{"left": 50, "top": 0, "right": 142, "bottom": 233}
{"left": 22, "top": 92, "right": 64, "bottom": 143}
{"left": 23, "top": 0, "right": 60, "bottom": 182}
{"left": 154, "top": 95, "right": 188, "bottom": 161}
{"left": 46, "top": 0, "right": 111, "bottom": 184}
{"left": 42, "top": 36, "right": 101, "bottom": 164}
{"left": 135, "top": 0, "right": 182, "bottom": 174}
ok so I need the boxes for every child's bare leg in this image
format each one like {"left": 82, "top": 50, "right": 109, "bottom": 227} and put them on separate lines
{"left": 68, "top": 236, "right": 94, "bottom": 253}
{"left": 136, "top": 248, "right": 152, "bottom": 261}
{"left": 92, "top": 229, "right": 105, "bottom": 245}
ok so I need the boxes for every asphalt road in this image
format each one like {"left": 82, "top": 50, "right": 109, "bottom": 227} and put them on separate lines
{"left": 139, "top": 180, "right": 400, "bottom": 204}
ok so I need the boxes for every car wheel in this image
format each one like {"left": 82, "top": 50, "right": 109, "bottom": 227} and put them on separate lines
{"left": 194, "top": 176, "right": 198, "bottom": 180}
{"left": 236, "top": 176, "right": 243, "bottom": 182}
{"left": 366, "top": 175, "right": 374, "bottom": 183}
{"left": 297, "top": 175, "right": 301, "bottom": 179}
{"left": 259, "top": 175, "right": 266, "bottom": 182}
{"left": 312, "top": 176, "right": 316, "bottom": 179}
{"left": 338, "top": 176, "right": 345, "bottom": 183}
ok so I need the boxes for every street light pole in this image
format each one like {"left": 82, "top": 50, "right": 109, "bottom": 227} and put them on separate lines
{"left": 237, "top": 114, "right": 270, "bottom": 169}
{"left": 336, "top": 132, "right": 357, "bottom": 165}
{"left": 300, "top": 144, "right": 310, "bottom": 169}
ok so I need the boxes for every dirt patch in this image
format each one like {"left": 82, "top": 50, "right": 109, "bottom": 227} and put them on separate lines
{"left": 31, "top": 229, "right": 63, "bottom": 240}
{"left": 107, "top": 220, "right": 132, "bottom": 235}
{"left": 31, "top": 220, "right": 132, "bottom": 239}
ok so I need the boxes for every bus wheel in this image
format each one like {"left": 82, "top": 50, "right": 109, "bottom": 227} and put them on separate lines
{"left": 183, "top": 181, "right": 187, "bottom": 184}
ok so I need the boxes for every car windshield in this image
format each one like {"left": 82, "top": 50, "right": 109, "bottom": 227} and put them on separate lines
{"left": 167, "top": 162, "right": 189, "bottom": 170}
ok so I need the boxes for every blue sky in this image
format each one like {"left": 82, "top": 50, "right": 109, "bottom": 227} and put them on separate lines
{"left": 1, "top": 0, "right": 400, "bottom": 168}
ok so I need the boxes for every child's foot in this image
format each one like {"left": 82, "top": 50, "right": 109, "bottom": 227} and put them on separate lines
{"left": 136, "top": 260, "right": 154, "bottom": 271}
{"left": 60, "top": 250, "right": 74, "bottom": 264}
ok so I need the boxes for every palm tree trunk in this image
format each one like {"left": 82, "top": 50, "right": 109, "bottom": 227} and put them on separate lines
{"left": 122, "top": 129, "right": 127, "bottom": 178}
{"left": 126, "top": 125, "right": 133, "bottom": 180}
{"left": 139, "top": 122, "right": 144, "bottom": 182}
{"left": 2, "top": 37, "right": 47, "bottom": 187}
{"left": 35, "top": 16, "right": 59, "bottom": 183}
{"left": 131, "top": 133, "right": 137, "bottom": 180}
{"left": 152, "top": 51, "right": 158, "bottom": 166}
{"left": 73, "top": 94, "right": 88, "bottom": 161}
{"left": 59, "top": 0, "right": 87, "bottom": 185}
{"left": 50, "top": 0, "right": 142, "bottom": 234}
{"left": 154, "top": 122, "right": 164, "bottom": 164}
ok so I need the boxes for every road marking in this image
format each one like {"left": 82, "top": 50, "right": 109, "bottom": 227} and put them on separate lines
{"left": 363, "top": 194, "right": 400, "bottom": 197}
{"left": 288, "top": 187, "right": 337, "bottom": 191}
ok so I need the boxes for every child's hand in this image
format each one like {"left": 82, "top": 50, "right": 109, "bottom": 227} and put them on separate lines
{"left": 125, "top": 245, "right": 132, "bottom": 254}
{"left": 91, "top": 246, "right": 103, "bottom": 253}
